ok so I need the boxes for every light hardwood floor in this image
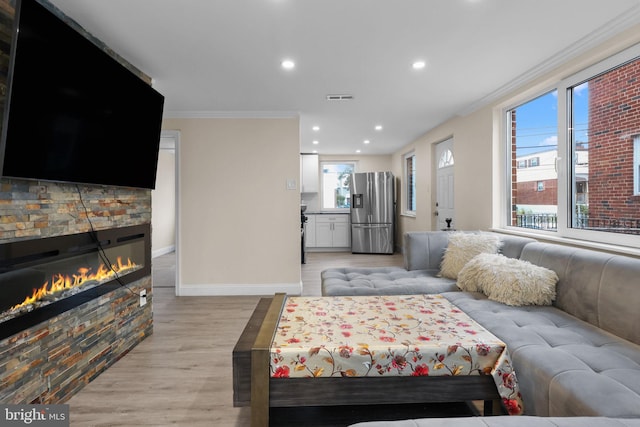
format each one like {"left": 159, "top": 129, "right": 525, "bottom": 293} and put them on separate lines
{"left": 66, "top": 251, "right": 404, "bottom": 426}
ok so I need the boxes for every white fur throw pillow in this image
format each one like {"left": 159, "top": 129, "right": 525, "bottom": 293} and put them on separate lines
{"left": 457, "top": 253, "right": 558, "bottom": 306}
{"left": 439, "top": 232, "right": 502, "bottom": 280}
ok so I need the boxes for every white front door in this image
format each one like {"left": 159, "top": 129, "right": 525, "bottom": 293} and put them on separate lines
{"left": 435, "top": 138, "right": 455, "bottom": 230}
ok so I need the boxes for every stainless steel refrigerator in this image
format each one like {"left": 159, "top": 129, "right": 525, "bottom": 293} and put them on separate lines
{"left": 349, "top": 171, "right": 395, "bottom": 254}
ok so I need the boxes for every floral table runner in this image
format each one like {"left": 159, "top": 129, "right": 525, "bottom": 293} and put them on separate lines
{"left": 270, "top": 294, "right": 523, "bottom": 415}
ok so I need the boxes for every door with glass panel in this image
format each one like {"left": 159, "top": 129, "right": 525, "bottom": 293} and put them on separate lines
{"left": 435, "top": 138, "right": 455, "bottom": 231}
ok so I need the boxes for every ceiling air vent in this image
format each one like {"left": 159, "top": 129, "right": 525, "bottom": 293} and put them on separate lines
{"left": 326, "top": 94, "right": 354, "bottom": 101}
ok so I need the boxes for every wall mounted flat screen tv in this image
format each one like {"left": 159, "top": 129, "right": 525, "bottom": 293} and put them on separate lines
{"left": 0, "top": 0, "right": 165, "bottom": 189}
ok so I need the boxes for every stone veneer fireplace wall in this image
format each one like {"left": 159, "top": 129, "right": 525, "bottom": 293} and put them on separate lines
{"left": 0, "top": 0, "right": 155, "bottom": 404}
{"left": 0, "top": 180, "right": 154, "bottom": 403}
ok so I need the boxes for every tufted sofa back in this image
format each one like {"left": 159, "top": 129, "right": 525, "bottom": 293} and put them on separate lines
{"left": 403, "top": 231, "right": 536, "bottom": 271}
{"left": 403, "top": 231, "right": 451, "bottom": 271}
{"left": 520, "top": 242, "right": 640, "bottom": 346}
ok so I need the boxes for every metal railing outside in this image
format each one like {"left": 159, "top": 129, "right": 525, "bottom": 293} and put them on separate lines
{"left": 516, "top": 213, "right": 640, "bottom": 234}
{"left": 515, "top": 213, "right": 557, "bottom": 230}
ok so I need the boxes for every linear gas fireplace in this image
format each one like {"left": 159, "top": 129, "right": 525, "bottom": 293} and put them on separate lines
{"left": 0, "top": 224, "right": 151, "bottom": 341}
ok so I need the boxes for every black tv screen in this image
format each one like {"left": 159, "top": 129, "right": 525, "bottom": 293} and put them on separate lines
{"left": 0, "top": 0, "right": 165, "bottom": 189}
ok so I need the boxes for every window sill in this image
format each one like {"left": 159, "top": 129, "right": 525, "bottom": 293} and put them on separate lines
{"left": 401, "top": 212, "right": 416, "bottom": 218}
{"left": 491, "top": 227, "right": 640, "bottom": 258}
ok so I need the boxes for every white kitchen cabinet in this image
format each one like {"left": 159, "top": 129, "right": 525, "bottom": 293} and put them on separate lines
{"left": 313, "top": 214, "right": 350, "bottom": 248}
{"left": 300, "top": 154, "right": 319, "bottom": 193}
{"left": 331, "top": 220, "right": 350, "bottom": 247}
{"left": 314, "top": 221, "right": 332, "bottom": 247}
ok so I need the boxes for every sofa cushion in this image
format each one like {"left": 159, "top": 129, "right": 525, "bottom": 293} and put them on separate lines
{"left": 321, "top": 267, "right": 458, "bottom": 296}
{"left": 322, "top": 232, "right": 536, "bottom": 297}
{"left": 457, "top": 253, "right": 558, "bottom": 306}
{"left": 403, "top": 231, "right": 535, "bottom": 272}
{"left": 442, "top": 291, "right": 640, "bottom": 417}
{"left": 403, "top": 231, "right": 452, "bottom": 271}
{"left": 439, "top": 232, "right": 502, "bottom": 279}
{"left": 520, "top": 242, "right": 640, "bottom": 346}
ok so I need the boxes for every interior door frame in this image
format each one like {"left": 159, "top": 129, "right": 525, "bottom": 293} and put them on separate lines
{"left": 159, "top": 129, "right": 181, "bottom": 296}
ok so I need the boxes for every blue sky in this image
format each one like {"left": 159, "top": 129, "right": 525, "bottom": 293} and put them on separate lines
{"left": 514, "top": 84, "right": 589, "bottom": 156}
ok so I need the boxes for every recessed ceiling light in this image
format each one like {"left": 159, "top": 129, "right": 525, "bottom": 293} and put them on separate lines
{"left": 364, "top": 140, "right": 370, "bottom": 144}
{"left": 312, "top": 126, "right": 320, "bottom": 131}
{"left": 356, "top": 149, "right": 361, "bottom": 153}
{"left": 375, "top": 125, "right": 383, "bottom": 131}
{"left": 412, "top": 60, "right": 426, "bottom": 70}
{"left": 312, "top": 150, "right": 318, "bottom": 153}
{"left": 281, "top": 59, "right": 295, "bottom": 70}
{"left": 312, "top": 140, "right": 319, "bottom": 145}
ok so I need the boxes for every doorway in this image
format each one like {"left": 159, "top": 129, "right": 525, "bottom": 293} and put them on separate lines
{"left": 152, "top": 130, "right": 180, "bottom": 294}
{"left": 435, "top": 138, "right": 455, "bottom": 230}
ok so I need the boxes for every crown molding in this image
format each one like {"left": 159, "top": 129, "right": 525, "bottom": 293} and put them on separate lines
{"left": 163, "top": 110, "right": 300, "bottom": 119}
{"left": 459, "top": 4, "right": 640, "bottom": 116}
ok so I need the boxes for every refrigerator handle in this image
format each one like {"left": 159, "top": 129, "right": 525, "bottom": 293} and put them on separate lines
{"left": 368, "top": 174, "right": 373, "bottom": 221}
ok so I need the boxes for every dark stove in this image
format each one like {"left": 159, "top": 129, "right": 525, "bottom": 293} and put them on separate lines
{"left": 301, "top": 211, "right": 308, "bottom": 264}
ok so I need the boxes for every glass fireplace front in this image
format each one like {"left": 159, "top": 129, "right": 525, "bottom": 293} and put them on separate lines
{"left": 0, "top": 224, "right": 151, "bottom": 340}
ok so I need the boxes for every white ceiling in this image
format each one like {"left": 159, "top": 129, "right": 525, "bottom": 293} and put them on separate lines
{"left": 48, "top": 0, "right": 640, "bottom": 155}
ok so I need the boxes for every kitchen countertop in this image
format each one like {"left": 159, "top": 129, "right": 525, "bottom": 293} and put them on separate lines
{"left": 305, "top": 212, "right": 349, "bottom": 215}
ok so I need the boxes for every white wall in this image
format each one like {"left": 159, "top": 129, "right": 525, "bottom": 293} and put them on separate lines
{"left": 151, "top": 148, "right": 176, "bottom": 257}
{"left": 393, "top": 23, "right": 640, "bottom": 247}
{"left": 320, "top": 154, "right": 393, "bottom": 173}
{"left": 162, "top": 117, "right": 301, "bottom": 295}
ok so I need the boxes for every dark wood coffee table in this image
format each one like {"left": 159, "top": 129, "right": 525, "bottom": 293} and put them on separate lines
{"left": 233, "top": 294, "right": 504, "bottom": 427}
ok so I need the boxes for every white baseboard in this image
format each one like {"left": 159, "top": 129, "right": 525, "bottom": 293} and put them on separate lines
{"left": 152, "top": 245, "right": 175, "bottom": 258}
{"left": 178, "top": 282, "right": 302, "bottom": 296}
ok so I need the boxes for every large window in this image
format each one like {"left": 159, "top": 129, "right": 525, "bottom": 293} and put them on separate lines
{"left": 507, "top": 91, "right": 558, "bottom": 231}
{"left": 505, "top": 44, "right": 640, "bottom": 246}
{"left": 320, "top": 162, "right": 354, "bottom": 210}
{"left": 404, "top": 152, "right": 416, "bottom": 214}
{"left": 567, "top": 57, "right": 640, "bottom": 235}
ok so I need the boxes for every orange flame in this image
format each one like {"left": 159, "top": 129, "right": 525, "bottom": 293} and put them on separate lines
{"left": 11, "top": 256, "right": 138, "bottom": 311}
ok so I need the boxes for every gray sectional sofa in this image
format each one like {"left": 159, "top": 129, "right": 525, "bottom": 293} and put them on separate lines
{"left": 320, "top": 231, "right": 640, "bottom": 423}
{"left": 321, "top": 232, "right": 535, "bottom": 296}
